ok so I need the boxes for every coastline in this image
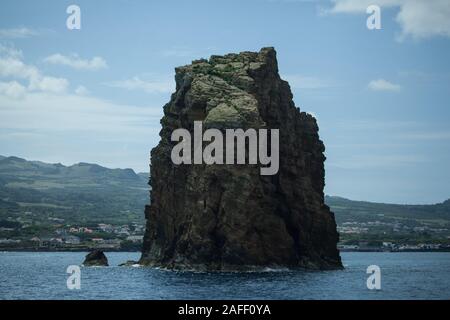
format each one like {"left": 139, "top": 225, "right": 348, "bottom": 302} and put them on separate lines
{"left": 1, "top": 248, "right": 449, "bottom": 253}
{"left": 0, "top": 248, "right": 141, "bottom": 253}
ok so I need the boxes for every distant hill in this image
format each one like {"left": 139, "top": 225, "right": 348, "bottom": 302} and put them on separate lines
{"left": 0, "top": 156, "right": 149, "bottom": 224}
{"left": 0, "top": 155, "right": 448, "bottom": 229}
{"left": 326, "top": 195, "right": 450, "bottom": 224}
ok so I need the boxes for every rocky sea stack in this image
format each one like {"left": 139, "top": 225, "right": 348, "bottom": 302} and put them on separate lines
{"left": 140, "top": 47, "right": 342, "bottom": 271}
{"left": 83, "top": 250, "right": 108, "bottom": 267}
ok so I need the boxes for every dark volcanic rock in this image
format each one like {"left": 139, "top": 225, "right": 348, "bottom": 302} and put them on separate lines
{"left": 83, "top": 250, "right": 108, "bottom": 266}
{"left": 118, "top": 260, "right": 139, "bottom": 267}
{"left": 140, "top": 47, "right": 342, "bottom": 271}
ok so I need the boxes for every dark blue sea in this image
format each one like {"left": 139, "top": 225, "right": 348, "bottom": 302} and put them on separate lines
{"left": 0, "top": 252, "right": 449, "bottom": 300}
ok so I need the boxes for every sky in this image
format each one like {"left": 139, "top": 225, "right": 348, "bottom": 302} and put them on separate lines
{"left": 0, "top": 0, "right": 449, "bottom": 204}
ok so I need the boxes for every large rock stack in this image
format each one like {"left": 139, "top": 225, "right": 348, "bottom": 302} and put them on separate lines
{"left": 140, "top": 47, "right": 342, "bottom": 271}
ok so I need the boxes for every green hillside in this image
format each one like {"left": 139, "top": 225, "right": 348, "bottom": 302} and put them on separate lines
{"left": 327, "top": 195, "right": 450, "bottom": 223}
{"left": 326, "top": 196, "right": 450, "bottom": 245}
{"left": 0, "top": 156, "right": 149, "bottom": 225}
{"left": 0, "top": 155, "right": 449, "bottom": 247}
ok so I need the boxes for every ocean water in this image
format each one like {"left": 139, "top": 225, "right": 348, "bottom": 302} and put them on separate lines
{"left": 0, "top": 252, "right": 449, "bottom": 300}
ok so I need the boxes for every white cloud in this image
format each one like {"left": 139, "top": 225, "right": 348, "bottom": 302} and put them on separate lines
{"left": 0, "top": 27, "right": 38, "bottom": 39}
{"left": 29, "top": 76, "right": 69, "bottom": 93}
{"left": 0, "top": 91, "right": 162, "bottom": 133}
{"left": 328, "top": 0, "right": 450, "bottom": 40}
{"left": 0, "top": 55, "right": 39, "bottom": 79}
{"left": 0, "top": 89, "right": 163, "bottom": 171}
{"left": 0, "top": 44, "right": 23, "bottom": 59}
{"left": 396, "top": 1, "right": 450, "bottom": 40}
{"left": 44, "top": 54, "right": 108, "bottom": 71}
{"left": 75, "top": 85, "right": 89, "bottom": 96}
{"left": 0, "top": 47, "right": 162, "bottom": 172}
{"left": 105, "top": 76, "right": 174, "bottom": 94}
{"left": 368, "top": 79, "right": 401, "bottom": 92}
{"left": 0, "top": 81, "right": 26, "bottom": 99}
{"left": 0, "top": 49, "right": 160, "bottom": 131}
{"left": 0, "top": 46, "right": 69, "bottom": 94}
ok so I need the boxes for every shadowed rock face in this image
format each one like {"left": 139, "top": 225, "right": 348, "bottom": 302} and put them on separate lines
{"left": 83, "top": 250, "right": 108, "bottom": 266}
{"left": 140, "top": 47, "right": 342, "bottom": 271}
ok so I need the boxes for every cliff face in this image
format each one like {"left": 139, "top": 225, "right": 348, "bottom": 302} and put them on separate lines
{"left": 140, "top": 47, "right": 342, "bottom": 270}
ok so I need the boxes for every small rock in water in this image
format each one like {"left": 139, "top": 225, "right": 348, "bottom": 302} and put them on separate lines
{"left": 83, "top": 250, "right": 108, "bottom": 266}
{"left": 118, "top": 260, "right": 139, "bottom": 267}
